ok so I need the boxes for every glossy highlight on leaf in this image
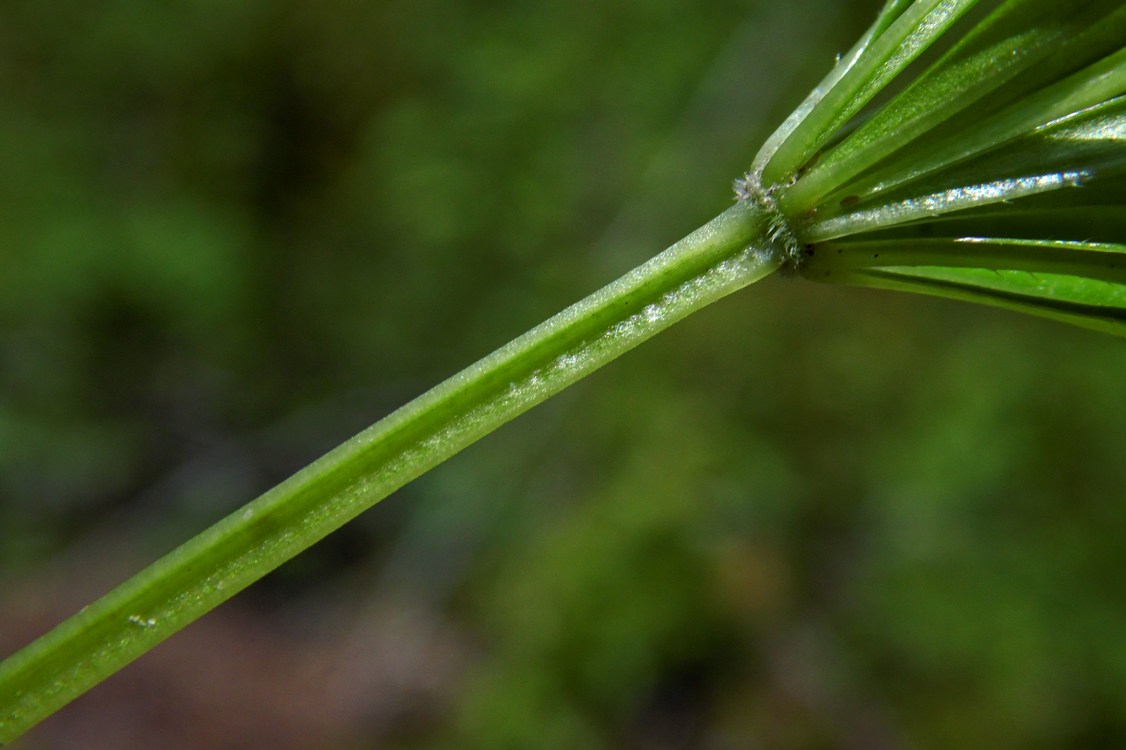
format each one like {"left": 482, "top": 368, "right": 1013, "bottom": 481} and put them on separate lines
{"left": 781, "top": 0, "right": 1126, "bottom": 211}
{"left": 750, "top": 0, "right": 1126, "bottom": 336}
{"left": 758, "top": 0, "right": 982, "bottom": 186}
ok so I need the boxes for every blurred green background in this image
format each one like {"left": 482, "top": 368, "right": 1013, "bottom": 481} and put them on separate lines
{"left": 2, "top": 1, "right": 1125, "bottom": 748}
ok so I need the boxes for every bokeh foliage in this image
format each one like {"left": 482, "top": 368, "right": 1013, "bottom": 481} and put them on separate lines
{"left": 1, "top": 1, "right": 1124, "bottom": 748}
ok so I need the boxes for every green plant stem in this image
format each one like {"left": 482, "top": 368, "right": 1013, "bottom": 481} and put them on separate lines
{"left": 0, "top": 201, "right": 779, "bottom": 745}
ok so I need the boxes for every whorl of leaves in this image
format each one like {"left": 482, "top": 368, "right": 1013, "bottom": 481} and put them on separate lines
{"left": 739, "top": 0, "right": 1126, "bottom": 336}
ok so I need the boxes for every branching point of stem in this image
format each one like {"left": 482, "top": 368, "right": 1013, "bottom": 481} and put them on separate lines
{"left": 733, "top": 169, "right": 803, "bottom": 273}
{"left": 0, "top": 200, "right": 782, "bottom": 745}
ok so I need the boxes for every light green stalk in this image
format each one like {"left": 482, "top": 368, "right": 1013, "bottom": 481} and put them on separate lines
{"left": 0, "top": 200, "right": 781, "bottom": 745}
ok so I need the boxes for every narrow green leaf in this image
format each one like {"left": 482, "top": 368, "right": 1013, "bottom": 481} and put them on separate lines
{"left": 804, "top": 96, "right": 1126, "bottom": 241}
{"left": 763, "top": 0, "right": 927, "bottom": 164}
{"left": 814, "top": 266, "right": 1126, "bottom": 337}
{"left": 803, "top": 237, "right": 1126, "bottom": 283}
{"left": 816, "top": 45, "right": 1126, "bottom": 208}
{"left": 874, "top": 0, "right": 919, "bottom": 35}
{"left": 749, "top": 0, "right": 916, "bottom": 178}
{"left": 758, "top": 0, "right": 981, "bottom": 186}
{"left": 782, "top": 0, "right": 1126, "bottom": 212}
{"left": 848, "top": 206, "right": 1126, "bottom": 247}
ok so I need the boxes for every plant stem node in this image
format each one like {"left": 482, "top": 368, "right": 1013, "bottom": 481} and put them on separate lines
{"left": 733, "top": 171, "right": 803, "bottom": 274}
